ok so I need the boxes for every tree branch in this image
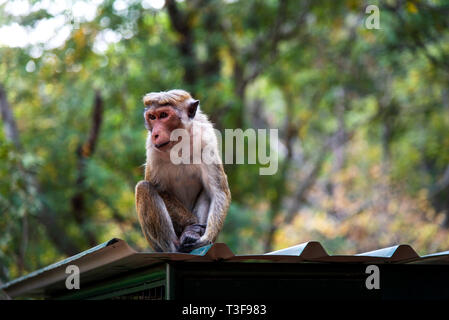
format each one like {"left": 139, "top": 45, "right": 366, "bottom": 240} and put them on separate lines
{"left": 284, "top": 130, "right": 355, "bottom": 224}
{"left": 71, "top": 91, "right": 104, "bottom": 247}
{"left": 0, "top": 85, "right": 21, "bottom": 149}
{"left": 165, "top": 0, "right": 197, "bottom": 86}
{"left": 241, "top": 0, "right": 312, "bottom": 85}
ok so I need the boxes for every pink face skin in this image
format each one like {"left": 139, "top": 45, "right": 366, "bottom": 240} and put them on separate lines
{"left": 145, "top": 106, "right": 183, "bottom": 152}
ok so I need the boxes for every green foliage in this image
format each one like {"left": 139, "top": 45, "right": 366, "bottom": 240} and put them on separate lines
{"left": 1, "top": 0, "right": 449, "bottom": 281}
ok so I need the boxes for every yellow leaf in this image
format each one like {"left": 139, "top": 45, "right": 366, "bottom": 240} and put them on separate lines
{"left": 406, "top": 2, "right": 418, "bottom": 13}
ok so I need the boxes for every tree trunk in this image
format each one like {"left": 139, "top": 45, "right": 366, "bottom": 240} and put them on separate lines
{"left": 70, "top": 92, "right": 104, "bottom": 247}
{"left": 0, "top": 83, "right": 81, "bottom": 256}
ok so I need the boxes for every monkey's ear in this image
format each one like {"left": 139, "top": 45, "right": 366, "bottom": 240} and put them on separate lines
{"left": 188, "top": 100, "right": 199, "bottom": 119}
{"left": 143, "top": 108, "right": 150, "bottom": 130}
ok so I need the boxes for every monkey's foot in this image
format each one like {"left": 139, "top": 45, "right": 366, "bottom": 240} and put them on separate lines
{"left": 178, "top": 224, "right": 206, "bottom": 253}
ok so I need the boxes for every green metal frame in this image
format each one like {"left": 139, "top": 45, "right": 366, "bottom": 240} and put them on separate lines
{"left": 165, "top": 263, "right": 175, "bottom": 300}
{"left": 90, "top": 279, "right": 166, "bottom": 300}
{"left": 56, "top": 264, "right": 167, "bottom": 300}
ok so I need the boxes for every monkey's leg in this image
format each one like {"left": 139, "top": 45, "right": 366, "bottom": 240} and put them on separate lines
{"left": 135, "top": 181, "right": 178, "bottom": 252}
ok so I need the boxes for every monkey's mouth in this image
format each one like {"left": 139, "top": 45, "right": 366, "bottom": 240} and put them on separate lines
{"left": 154, "top": 141, "right": 171, "bottom": 149}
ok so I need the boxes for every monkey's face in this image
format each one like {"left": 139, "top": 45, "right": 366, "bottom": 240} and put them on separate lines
{"left": 144, "top": 106, "right": 183, "bottom": 152}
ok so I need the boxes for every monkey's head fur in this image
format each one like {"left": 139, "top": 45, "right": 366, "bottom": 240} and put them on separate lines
{"left": 143, "top": 89, "right": 194, "bottom": 107}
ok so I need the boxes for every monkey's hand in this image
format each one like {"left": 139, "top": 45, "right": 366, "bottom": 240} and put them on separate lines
{"left": 178, "top": 224, "right": 209, "bottom": 253}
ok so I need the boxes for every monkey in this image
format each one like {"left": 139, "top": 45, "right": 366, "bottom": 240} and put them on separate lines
{"left": 135, "top": 89, "right": 231, "bottom": 253}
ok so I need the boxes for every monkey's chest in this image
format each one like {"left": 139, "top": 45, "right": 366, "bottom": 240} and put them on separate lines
{"left": 159, "top": 165, "right": 203, "bottom": 211}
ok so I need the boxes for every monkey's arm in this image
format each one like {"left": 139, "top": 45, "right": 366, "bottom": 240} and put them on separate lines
{"left": 199, "top": 164, "right": 231, "bottom": 244}
{"left": 176, "top": 189, "right": 209, "bottom": 252}
{"left": 192, "top": 189, "right": 210, "bottom": 225}
{"left": 176, "top": 164, "right": 230, "bottom": 252}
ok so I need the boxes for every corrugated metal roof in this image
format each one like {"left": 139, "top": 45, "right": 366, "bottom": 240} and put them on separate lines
{"left": 2, "top": 238, "right": 449, "bottom": 298}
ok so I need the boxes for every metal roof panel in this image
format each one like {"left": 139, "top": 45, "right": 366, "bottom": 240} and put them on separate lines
{"left": 2, "top": 238, "right": 449, "bottom": 298}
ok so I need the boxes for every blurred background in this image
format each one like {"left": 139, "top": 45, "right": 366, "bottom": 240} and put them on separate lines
{"left": 1, "top": 0, "right": 449, "bottom": 282}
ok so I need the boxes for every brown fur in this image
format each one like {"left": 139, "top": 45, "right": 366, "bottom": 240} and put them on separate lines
{"left": 135, "top": 89, "right": 231, "bottom": 252}
{"left": 159, "top": 190, "right": 198, "bottom": 237}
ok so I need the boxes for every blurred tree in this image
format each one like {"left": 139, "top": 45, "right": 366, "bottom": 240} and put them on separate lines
{"left": 1, "top": 0, "right": 449, "bottom": 280}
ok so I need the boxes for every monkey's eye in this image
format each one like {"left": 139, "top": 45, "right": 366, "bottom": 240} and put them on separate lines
{"left": 159, "top": 112, "right": 168, "bottom": 119}
{"left": 148, "top": 114, "right": 156, "bottom": 120}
